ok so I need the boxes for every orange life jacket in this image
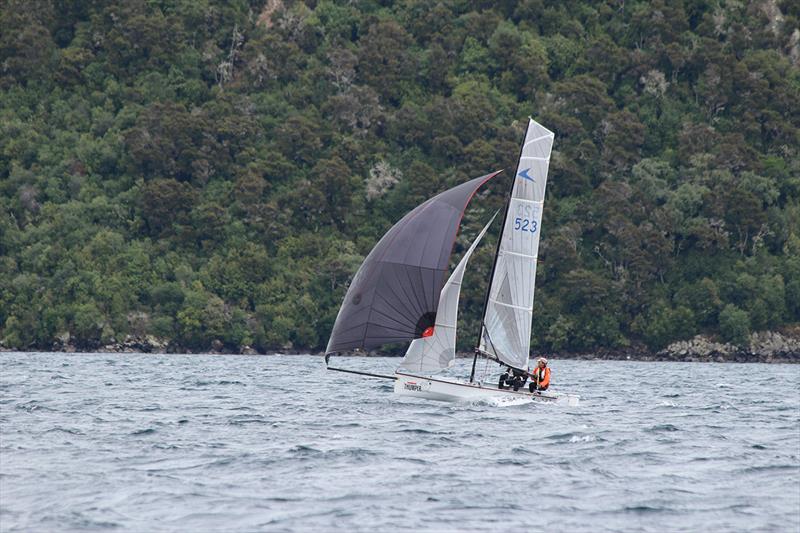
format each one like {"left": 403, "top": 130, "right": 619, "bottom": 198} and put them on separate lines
{"left": 533, "top": 366, "right": 550, "bottom": 390}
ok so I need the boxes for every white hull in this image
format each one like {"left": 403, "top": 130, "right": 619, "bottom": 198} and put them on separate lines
{"left": 394, "top": 372, "right": 580, "bottom": 406}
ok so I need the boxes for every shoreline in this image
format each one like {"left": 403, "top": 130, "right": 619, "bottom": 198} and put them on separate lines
{"left": 1, "top": 352, "right": 797, "bottom": 364}
{"left": 3, "top": 331, "right": 797, "bottom": 364}
{"left": 2, "top": 350, "right": 797, "bottom": 365}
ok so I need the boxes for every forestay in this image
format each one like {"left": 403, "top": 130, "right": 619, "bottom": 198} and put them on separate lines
{"left": 478, "top": 119, "right": 554, "bottom": 371}
{"left": 399, "top": 213, "right": 497, "bottom": 374}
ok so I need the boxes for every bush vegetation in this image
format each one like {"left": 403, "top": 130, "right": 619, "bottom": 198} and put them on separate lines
{"left": 1, "top": 0, "right": 798, "bottom": 353}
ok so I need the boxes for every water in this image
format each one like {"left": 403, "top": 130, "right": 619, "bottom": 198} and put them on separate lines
{"left": 1, "top": 353, "right": 798, "bottom": 532}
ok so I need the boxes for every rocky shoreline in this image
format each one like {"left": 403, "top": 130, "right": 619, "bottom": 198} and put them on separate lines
{"left": 531, "top": 331, "right": 799, "bottom": 363}
{"left": 3, "top": 330, "right": 798, "bottom": 363}
{"left": 659, "top": 331, "right": 799, "bottom": 363}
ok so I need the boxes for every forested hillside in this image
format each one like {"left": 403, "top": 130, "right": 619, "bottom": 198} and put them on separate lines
{"left": 1, "top": 0, "right": 798, "bottom": 354}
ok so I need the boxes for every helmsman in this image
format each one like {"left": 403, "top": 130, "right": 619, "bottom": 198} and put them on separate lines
{"left": 529, "top": 357, "right": 550, "bottom": 392}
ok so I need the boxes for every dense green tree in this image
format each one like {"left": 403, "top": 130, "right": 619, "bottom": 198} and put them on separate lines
{"left": 0, "top": 0, "right": 797, "bottom": 354}
{"left": 357, "top": 19, "right": 415, "bottom": 105}
{"left": 718, "top": 304, "right": 751, "bottom": 347}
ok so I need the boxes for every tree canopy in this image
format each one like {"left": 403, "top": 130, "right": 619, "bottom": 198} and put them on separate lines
{"left": 1, "top": 0, "right": 798, "bottom": 353}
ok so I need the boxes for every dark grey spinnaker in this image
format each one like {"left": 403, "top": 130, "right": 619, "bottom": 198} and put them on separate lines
{"left": 325, "top": 171, "right": 502, "bottom": 356}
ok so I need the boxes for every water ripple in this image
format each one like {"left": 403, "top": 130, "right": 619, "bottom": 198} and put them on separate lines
{"left": 1, "top": 353, "right": 798, "bottom": 532}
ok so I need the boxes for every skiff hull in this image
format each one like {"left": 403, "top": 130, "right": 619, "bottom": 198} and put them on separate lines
{"left": 394, "top": 372, "right": 580, "bottom": 406}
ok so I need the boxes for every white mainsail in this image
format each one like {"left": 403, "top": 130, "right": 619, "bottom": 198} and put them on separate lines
{"left": 400, "top": 214, "right": 497, "bottom": 374}
{"left": 478, "top": 119, "right": 554, "bottom": 371}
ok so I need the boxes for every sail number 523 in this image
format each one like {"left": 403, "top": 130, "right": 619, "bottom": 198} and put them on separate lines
{"left": 514, "top": 218, "right": 537, "bottom": 233}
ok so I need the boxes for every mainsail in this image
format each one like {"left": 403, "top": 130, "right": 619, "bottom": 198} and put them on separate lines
{"left": 478, "top": 119, "right": 554, "bottom": 371}
{"left": 399, "top": 213, "right": 497, "bottom": 374}
{"left": 326, "top": 171, "right": 501, "bottom": 355}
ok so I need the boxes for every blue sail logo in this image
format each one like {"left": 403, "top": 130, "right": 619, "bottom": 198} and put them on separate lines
{"left": 518, "top": 168, "right": 534, "bottom": 182}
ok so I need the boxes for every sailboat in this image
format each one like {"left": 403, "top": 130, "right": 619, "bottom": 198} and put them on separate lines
{"left": 325, "top": 118, "right": 579, "bottom": 406}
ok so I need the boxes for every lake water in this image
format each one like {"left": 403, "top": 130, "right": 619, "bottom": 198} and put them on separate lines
{"left": 1, "top": 353, "right": 798, "bottom": 532}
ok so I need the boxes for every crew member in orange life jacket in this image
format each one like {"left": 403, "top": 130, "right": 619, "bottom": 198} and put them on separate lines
{"left": 529, "top": 357, "right": 550, "bottom": 392}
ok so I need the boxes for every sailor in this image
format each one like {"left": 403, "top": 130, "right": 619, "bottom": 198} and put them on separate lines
{"left": 529, "top": 357, "right": 550, "bottom": 392}
{"left": 498, "top": 367, "right": 527, "bottom": 391}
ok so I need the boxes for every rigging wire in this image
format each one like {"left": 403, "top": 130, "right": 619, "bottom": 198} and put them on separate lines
{"left": 481, "top": 355, "right": 489, "bottom": 382}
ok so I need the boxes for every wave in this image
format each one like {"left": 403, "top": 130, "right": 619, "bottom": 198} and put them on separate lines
{"left": 647, "top": 424, "right": 680, "bottom": 432}
{"left": 740, "top": 464, "right": 799, "bottom": 473}
{"left": 622, "top": 505, "right": 673, "bottom": 514}
{"left": 43, "top": 427, "right": 84, "bottom": 435}
{"left": 4, "top": 353, "right": 799, "bottom": 533}
{"left": 476, "top": 396, "right": 533, "bottom": 408}
{"left": 227, "top": 416, "right": 268, "bottom": 425}
{"left": 14, "top": 401, "right": 54, "bottom": 413}
{"left": 392, "top": 427, "right": 441, "bottom": 435}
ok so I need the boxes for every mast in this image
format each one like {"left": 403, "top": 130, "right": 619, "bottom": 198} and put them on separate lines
{"left": 474, "top": 118, "right": 555, "bottom": 376}
{"left": 470, "top": 120, "right": 532, "bottom": 382}
{"left": 469, "top": 136, "right": 526, "bottom": 382}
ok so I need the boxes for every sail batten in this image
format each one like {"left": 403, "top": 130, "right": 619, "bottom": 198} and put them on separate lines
{"left": 524, "top": 135, "right": 553, "bottom": 146}
{"left": 502, "top": 250, "right": 537, "bottom": 259}
{"left": 488, "top": 299, "right": 533, "bottom": 312}
{"left": 512, "top": 198, "right": 541, "bottom": 205}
